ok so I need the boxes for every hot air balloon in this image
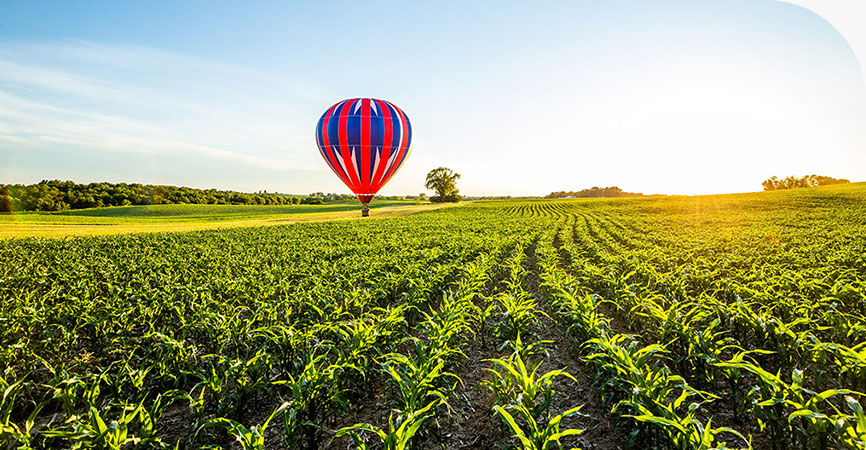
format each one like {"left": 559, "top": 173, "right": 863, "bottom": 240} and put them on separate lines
{"left": 315, "top": 98, "right": 412, "bottom": 216}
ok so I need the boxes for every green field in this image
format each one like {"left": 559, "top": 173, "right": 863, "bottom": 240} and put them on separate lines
{"left": 0, "top": 200, "right": 437, "bottom": 239}
{"left": 2, "top": 184, "right": 865, "bottom": 450}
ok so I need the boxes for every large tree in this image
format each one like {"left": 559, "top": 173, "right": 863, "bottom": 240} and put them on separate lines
{"left": 424, "top": 167, "right": 461, "bottom": 202}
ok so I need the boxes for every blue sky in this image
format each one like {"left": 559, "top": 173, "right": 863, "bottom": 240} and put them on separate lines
{"left": 1, "top": 0, "right": 864, "bottom": 196}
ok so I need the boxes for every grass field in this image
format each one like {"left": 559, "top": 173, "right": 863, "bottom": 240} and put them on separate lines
{"left": 0, "top": 200, "right": 441, "bottom": 239}
{"left": 1, "top": 183, "right": 865, "bottom": 450}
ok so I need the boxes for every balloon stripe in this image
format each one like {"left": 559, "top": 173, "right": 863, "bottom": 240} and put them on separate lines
{"left": 371, "top": 99, "right": 393, "bottom": 186}
{"left": 395, "top": 104, "right": 411, "bottom": 168}
{"left": 338, "top": 99, "right": 362, "bottom": 189}
{"left": 360, "top": 99, "right": 371, "bottom": 186}
{"left": 387, "top": 144, "right": 412, "bottom": 186}
{"left": 380, "top": 101, "right": 410, "bottom": 184}
{"left": 379, "top": 103, "right": 402, "bottom": 183}
{"left": 319, "top": 109, "right": 341, "bottom": 180}
{"left": 328, "top": 102, "right": 355, "bottom": 186}
{"left": 318, "top": 103, "right": 352, "bottom": 186}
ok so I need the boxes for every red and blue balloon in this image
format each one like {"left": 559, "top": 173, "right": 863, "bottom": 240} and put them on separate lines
{"left": 315, "top": 98, "right": 412, "bottom": 206}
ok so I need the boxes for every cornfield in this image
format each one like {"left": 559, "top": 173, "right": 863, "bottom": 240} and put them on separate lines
{"left": 2, "top": 184, "right": 865, "bottom": 449}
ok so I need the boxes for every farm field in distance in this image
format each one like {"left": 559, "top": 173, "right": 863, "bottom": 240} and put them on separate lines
{"left": 0, "top": 200, "right": 437, "bottom": 239}
{"left": 2, "top": 183, "right": 865, "bottom": 450}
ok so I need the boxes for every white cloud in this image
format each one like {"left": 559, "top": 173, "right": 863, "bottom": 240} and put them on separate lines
{"left": 0, "top": 40, "right": 333, "bottom": 182}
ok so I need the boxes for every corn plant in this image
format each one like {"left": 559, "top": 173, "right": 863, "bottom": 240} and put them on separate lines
{"left": 334, "top": 305, "right": 407, "bottom": 397}
{"left": 714, "top": 358, "right": 864, "bottom": 450}
{"left": 483, "top": 336, "right": 574, "bottom": 418}
{"left": 471, "top": 295, "right": 498, "bottom": 348}
{"left": 496, "top": 292, "right": 542, "bottom": 341}
{"left": 812, "top": 341, "right": 866, "bottom": 392}
{"left": 336, "top": 400, "right": 437, "bottom": 450}
{"left": 421, "top": 293, "right": 474, "bottom": 351}
{"left": 41, "top": 403, "right": 143, "bottom": 450}
{"left": 712, "top": 349, "right": 775, "bottom": 419}
{"left": 382, "top": 350, "right": 460, "bottom": 416}
{"left": 493, "top": 404, "right": 584, "bottom": 450}
{"left": 838, "top": 395, "right": 866, "bottom": 449}
{"left": 622, "top": 399, "right": 748, "bottom": 450}
{"left": 1, "top": 375, "right": 44, "bottom": 450}
{"left": 273, "top": 353, "right": 349, "bottom": 450}
{"left": 198, "top": 401, "right": 288, "bottom": 450}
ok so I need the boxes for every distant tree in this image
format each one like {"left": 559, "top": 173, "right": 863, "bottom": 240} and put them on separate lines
{"left": 418, "top": 193, "right": 426, "bottom": 200}
{"left": 545, "top": 186, "right": 642, "bottom": 199}
{"left": 0, "top": 185, "right": 13, "bottom": 213}
{"left": 425, "top": 167, "right": 462, "bottom": 202}
{"left": 761, "top": 177, "right": 779, "bottom": 191}
{"left": 762, "top": 174, "right": 849, "bottom": 191}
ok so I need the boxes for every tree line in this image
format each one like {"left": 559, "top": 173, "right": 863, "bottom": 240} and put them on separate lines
{"left": 761, "top": 175, "right": 849, "bottom": 191}
{"left": 0, "top": 180, "right": 304, "bottom": 212}
{"left": 546, "top": 186, "right": 643, "bottom": 199}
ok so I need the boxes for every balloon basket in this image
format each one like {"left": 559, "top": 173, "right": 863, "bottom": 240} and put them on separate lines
{"left": 361, "top": 203, "right": 370, "bottom": 217}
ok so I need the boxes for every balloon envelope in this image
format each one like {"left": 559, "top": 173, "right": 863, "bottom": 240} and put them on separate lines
{"left": 315, "top": 98, "right": 412, "bottom": 204}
